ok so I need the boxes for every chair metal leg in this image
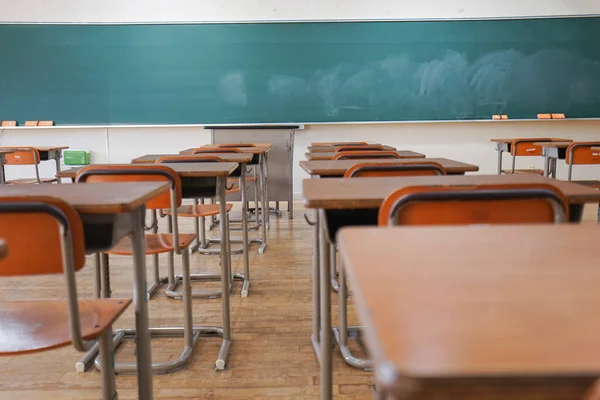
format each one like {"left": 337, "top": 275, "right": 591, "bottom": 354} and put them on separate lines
{"left": 319, "top": 209, "right": 333, "bottom": 400}
{"left": 333, "top": 256, "right": 373, "bottom": 370}
{"left": 146, "top": 210, "right": 166, "bottom": 300}
{"left": 330, "top": 244, "right": 340, "bottom": 293}
{"left": 311, "top": 208, "right": 321, "bottom": 363}
{"left": 100, "top": 253, "right": 111, "bottom": 299}
{"left": 93, "top": 253, "right": 101, "bottom": 299}
{"left": 98, "top": 327, "right": 118, "bottom": 400}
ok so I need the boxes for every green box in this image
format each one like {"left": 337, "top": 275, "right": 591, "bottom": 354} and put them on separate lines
{"left": 63, "top": 149, "right": 90, "bottom": 165}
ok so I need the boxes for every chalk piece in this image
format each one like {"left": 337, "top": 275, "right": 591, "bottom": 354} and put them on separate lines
{"left": 551, "top": 113, "right": 565, "bottom": 119}
{"left": 492, "top": 115, "right": 501, "bottom": 120}
{"left": 24, "top": 121, "right": 39, "bottom": 126}
{"left": 538, "top": 114, "right": 552, "bottom": 119}
{"left": 1, "top": 121, "right": 17, "bottom": 127}
{"left": 38, "top": 120, "right": 54, "bottom": 126}
{"left": 501, "top": 115, "right": 509, "bottom": 120}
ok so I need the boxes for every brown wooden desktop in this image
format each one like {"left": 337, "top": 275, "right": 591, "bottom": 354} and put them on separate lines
{"left": 305, "top": 150, "right": 425, "bottom": 161}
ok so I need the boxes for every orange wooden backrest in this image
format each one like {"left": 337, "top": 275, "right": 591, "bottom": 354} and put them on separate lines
{"left": 378, "top": 183, "right": 569, "bottom": 226}
{"left": 344, "top": 162, "right": 446, "bottom": 178}
{"left": 192, "top": 147, "right": 241, "bottom": 154}
{"left": 333, "top": 151, "right": 401, "bottom": 161}
{"left": 334, "top": 145, "right": 385, "bottom": 153}
{"left": 2, "top": 147, "right": 41, "bottom": 165}
{"left": 156, "top": 155, "right": 225, "bottom": 163}
{"left": 566, "top": 142, "right": 600, "bottom": 165}
{"left": 510, "top": 138, "right": 551, "bottom": 157}
{"left": 0, "top": 196, "right": 85, "bottom": 276}
{"left": 216, "top": 143, "right": 256, "bottom": 148}
{"left": 75, "top": 165, "right": 182, "bottom": 210}
{"left": 328, "top": 142, "right": 368, "bottom": 146}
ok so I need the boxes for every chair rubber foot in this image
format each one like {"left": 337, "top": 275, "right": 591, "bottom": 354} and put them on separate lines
{"left": 241, "top": 289, "right": 248, "bottom": 298}
{"left": 215, "top": 359, "right": 226, "bottom": 370}
{"left": 75, "top": 362, "right": 85, "bottom": 373}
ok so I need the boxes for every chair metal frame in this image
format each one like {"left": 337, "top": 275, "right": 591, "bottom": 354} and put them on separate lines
{"left": 1, "top": 146, "right": 44, "bottom": 183}
{"left": 74, "top": 166, "right": 231, "bottom": 374}
{"left": 0, "top": 199, "right": 121, "bottom": 400}
{"left": 156, "top": 156, "right": 250, "bottom": 298}
{"left": 333, "top": 162, "right": 448, "bottom": 371}
{"left": 507, "top": 138, "right": 548, "bottom": 174}
{"left": 566, "top": 142, "right": 600, "bottom": 181}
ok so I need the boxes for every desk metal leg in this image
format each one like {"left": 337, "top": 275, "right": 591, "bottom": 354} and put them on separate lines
{"left": 216, "top": 176, "right": 232, "bottom": 370}
{"left": 543, "top": 155, "right": 551, "bottom": 177}
{"left": 496, "top": 147, "right": 504, "bottom": 175}
{"left": 311, "top": 208, "right": 321, "bottom": 361}
{"left": 0, "top": 159, "right": 5, "bottom": 184}
{"left": 319, "top": 209, "right": 333, "bottom": 400}
{"left": 240, "top": 166, "right": 250, "bottom": 297}
{"left": 258, "top": 154, "right": 268, "bottom": 254}
{"left": 551, "top": 158, "right": 558, "bottom": 178}
{"left": 130, "top": 206, "right": 154, "bottom": 399}
{"left": 54, "top": 152, "right": 62, "bottom": 184}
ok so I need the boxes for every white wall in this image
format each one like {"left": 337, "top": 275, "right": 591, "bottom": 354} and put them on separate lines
{"left": 1, "top": 0, "right": 600, "bottom": 195}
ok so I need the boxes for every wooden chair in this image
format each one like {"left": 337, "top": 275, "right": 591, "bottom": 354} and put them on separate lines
{"left": 327, "top": 142, "right": 368, "bottom": 146}
{"left": 215, "top": 143, "right": 256, "bottom": 148}
{"left": 334, "top": 161, "right": 447, "bottom": 370}
{"left": 565, "top": 142, "right": 600, "bottom": 185}
{"left": 332, "top": 151, "right": 401, "bottom": 161}
{"left": 333, "top": 144, "right": 385, "bottom": 153}
{"left": 502, "top": 138, "right": 550, "bottom": 175}
{"left": 0, "top": 196, "right": 131, "bottom": 400}
{"left": 1, "top": 146, "right": 58, "bottom": 184}
{"left": 344, "top": 161, "right": 446, "bottom": 178}
{"left": 379, "top": 183, "right": 568, "bottom": 226}
{"left": 76, "top": 164, "right": 201, "bottom": 374}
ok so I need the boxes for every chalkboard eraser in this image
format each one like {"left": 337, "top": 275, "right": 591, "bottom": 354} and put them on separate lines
{"left": 538, "top": 114, "right": 552, "bottom": 119}
{"left": 493, "top": 115, "right": 502, "bottom": 120}
{"left": 501, "top": 115, "right": 509, "bottom": 120}
{"left": 1, "top": 121, "right": 17, "bottom": 127}
{"left": 25, "top": 121, "right": 39, "bottom": 126}
{"left": 551, "top": 113, "right": 566, "bottom": 119}
{"left": 38, "top": 120, "right": 54, "bottom": 126}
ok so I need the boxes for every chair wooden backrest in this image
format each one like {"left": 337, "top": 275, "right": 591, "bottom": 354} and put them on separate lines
{"left": 344, "top": 162, "right": 446, "bottom": 178}
{"left": 0, "top": 196, "right": 90, "bottom": 351}
{"left": 216, "top": 143, "right": 255, "bottom": 148}
{"left": 334, "top": 145, "right": 385, "bottom": 153}
{"left": 192, "top": 147, "right": 241, "bottom": 154}
{"left": 75, "top": 165, "right": 182, "bottom": 210}
{"left": 2, "top": 147, "right": 41, "bottom": 165}
{"left": 378, "top": 184, "right": 569, "bottom": 226}
{"left": 328, "top": 142, "right": 368, "bottom": 147}
{"left": 333, "top": 151, "right": 401, "bottom": 161}
{"left": 565, "top": 142, "right": 600, "bottom": 180}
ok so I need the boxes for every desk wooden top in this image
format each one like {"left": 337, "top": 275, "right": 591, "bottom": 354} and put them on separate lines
{"left": 311, "top": 141, "right": 371, "bottom": 146}
{"left": 307, "top": 144, "right": 396, "bottom": 153}
{"left": 57, "top": 163, "right": 238, "bottom": 179}
{"left": 0, "top": 239, "right": 6, "bottom": 260}
{"left": 490, "top": 138, "right": 572, "bottom": 144}
{"left": 300, "top": 158, "right": 479, "bottom": 176}
{"left": 533, "top": 141, "right": 574, "bottom": 149}
{"left": 305, "top": 150, "right": 425, "bottom": 161}
{"left": 131, "top": 153, "right": 252, "bottom": 164}
{"left": 181, "top": 143, "right": 272, "bottom": 155}
{"left": 302, "top": 174, "right": 600, "bottom": 209}
{"left": 0, "top": 182, "right": 168, "bottom": 214}
{"left": 338, "top": 224, "right": 600, "bottom": 388}
{"left": 1, "top": 146, "right": 69, "bottom": 152}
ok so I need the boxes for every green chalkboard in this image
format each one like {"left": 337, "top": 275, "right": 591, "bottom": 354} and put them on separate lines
{"left": 1, "top": 17, "right": 600, "bottom": 124}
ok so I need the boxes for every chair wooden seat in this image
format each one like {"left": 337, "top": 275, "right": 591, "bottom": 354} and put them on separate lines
{"left": 501, "top": 169, "right": 544, "bottom": 175}
{"left": 0, "top": 299, "right": 131, "bottom": 355}
{"left": 107, "top": 233, "right": 196, "bottom": 256}
{"left": 164, "top": 203, "right": 233, "bottom": 217}
{"left": 6, "top": 177, "right": 58, "bottom": 184}
{"left": 571, "top": 180, "right": 600, "bottom": 189}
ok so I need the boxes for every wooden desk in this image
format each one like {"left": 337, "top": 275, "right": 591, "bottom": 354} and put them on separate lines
{"left": 490, "top": 138, "right": 571, "bottom": 175}
{"left": 300, "top": 158, "right": 479, "bottom": 177}
{"left": 302, "top": 174, "right": 600, "bottom": 399}
{"left": 2, "top": 145, "right": 69, "bottom": 183}
{"left": 338, "top": 224, "right": 600, "bottom": 399}
{"left": 308, "top": 144, "right": 397, "bottom": 153}
{"left": 305, "top": 150, "right": 425, "bottom": 161}
{"left": 0, "top": 182, "right": 167, "bottom": 399}
{"left": 132, "top": 153, "right": 253, "bottom": 164}
{"left": 0, "top": 239, "right": 6, "bottom": 260}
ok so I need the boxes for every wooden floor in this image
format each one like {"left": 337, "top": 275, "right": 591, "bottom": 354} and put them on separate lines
{"left": 0, "top": 202, "right": 597, "bottom": 399}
